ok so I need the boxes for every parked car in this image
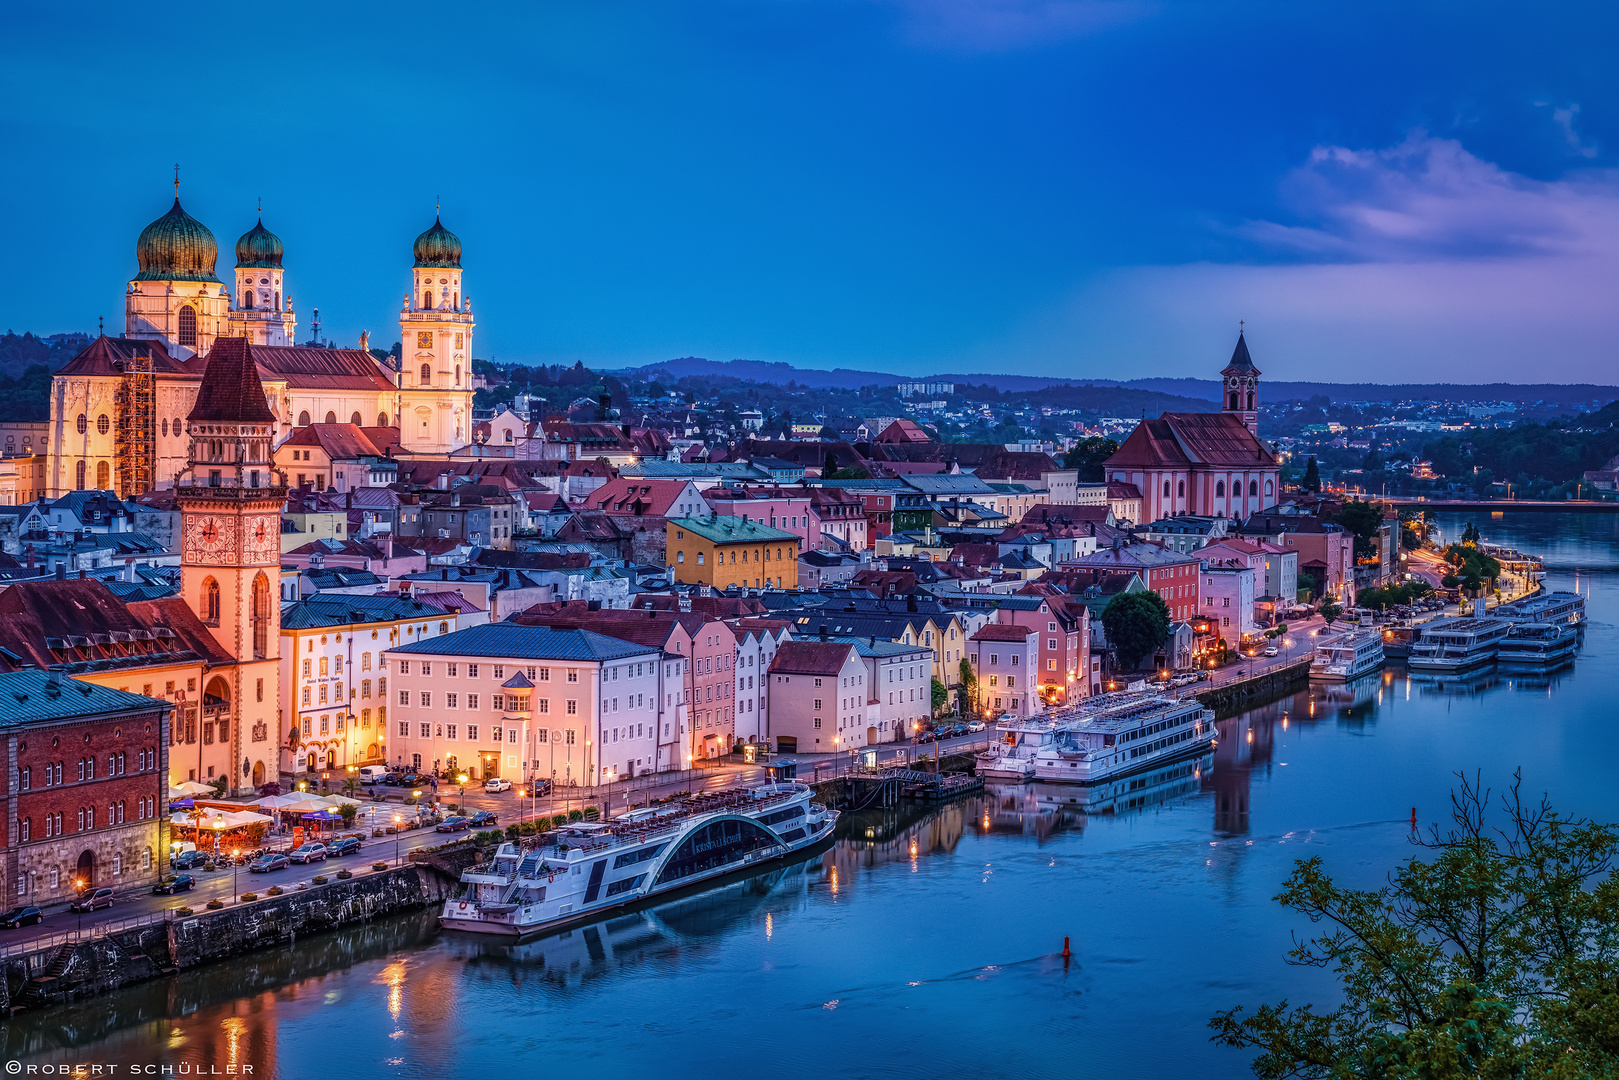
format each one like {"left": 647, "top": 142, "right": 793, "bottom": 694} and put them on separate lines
{"left": 950, "top": 724, "right": 969, "bottom": 738}
{"left": 249, "top": 853, "right": 290, "bottom": 873}
{"left": 0, "top": 906, "right": 43, "bottom": 928}
{"left": 171, "top": 850, "right": 209, "bottom": 870}
{"left": 288, "top": 843, "right": 327, "bottom": 864}
{"left": 483, "top": 777, "right": 512, "bottom": 793}
{"left": 152, "top": 874, "right": 196, "bottom": 895}
{"left": 915, "top": 730, "right": 936, "bottom": 743}
{"left": 435, "top": 816, "right": 470, "bottom": 833}
{"left": 966, "top": 720, "right": 986, "bottom": 733}
{"left": 326, "top": 836, "right": 362, "bottom": 858}
{"left": 468, "top": 811, "right": 498, "bottom": 827}
{"left": 70, "top": 887, "right": 115, "bottom": 912}
{"left": 1263, "top": 646, "right": 1279, "bottom": 657}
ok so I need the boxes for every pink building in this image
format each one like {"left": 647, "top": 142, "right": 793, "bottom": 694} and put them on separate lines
{"left": 969, "top": 624, "right": 1042, "bottom": 718}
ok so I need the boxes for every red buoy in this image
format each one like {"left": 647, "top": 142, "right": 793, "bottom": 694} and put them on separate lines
{"left": 1061, "top": 936, "right": 1071, "bottom": 958}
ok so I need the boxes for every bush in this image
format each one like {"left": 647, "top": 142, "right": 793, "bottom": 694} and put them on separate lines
{"left": 372, "top": 828, "right": 384, "bottom": 837}
{"left": 177, "top": 907, "right": 194, "bottom": 916}
{"left": 568, "top": 809, "right": 583, "bottom": 823}
{"left": 240, "top": 892, "right": 258, "bottom": 902}
{"left": 372, "top": 862, "right": 388, "bottom": 871}
{"left": 519, "top": 821, "right": 537, "bottom": 835}
{"left": 205, "top": 899, "right": 223, "bottom": 909}
{"left": 336, "top": 869, "right": 353, "bottom": 879}
{"left": 312, "top": 875, "right": 328, "bottom": 885}
{"left": 266, "top": 886, "right": 284, "bottom": 896}
{"left": 505, "top": 824, "right": 520, "bottom": 839}
{"left": 581, "top": 806, "right": 600, "bottom": 821}
{"left": 553, "top": 814, "right": 570, "bottom": 829}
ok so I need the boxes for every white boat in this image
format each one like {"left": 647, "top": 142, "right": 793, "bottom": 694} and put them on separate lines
{"left": 1309, "top": 629, "right": 1386, "bottom": 682}
{"left": 1492, "top": 591, "right": 1586, "bottom": 626}
{"left": 1406, "top": 617, "right": 1512, "bottom": 673}
{"left": 976, "top": 715, "right": 1066, "bottom": 779}
{"left": 1027, "top": 693, "right": 1216, "bottom": 785}
{"left": 440, "top": 782, "right": 837, "bottom": 937}
{"left": 1495, "top": 621, "right": 1579, "bottom": 667}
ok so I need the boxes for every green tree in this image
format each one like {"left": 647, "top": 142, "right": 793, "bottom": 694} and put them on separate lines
{"left": 1212, "top": 774, "right": 1619, "bottom": 1079}
{"left": 338, "top": 802, "right": 358, "bottom": 829}
{"left": 1330, "top": 500, "right": 1384, "bottom": 560}
{"left": 1320, "top": 598, "right": 1342, "bottom": 624}
{"left": 1302, "top": 457, "right": 1321, "bottom": 492}
{"left": 1062, "top": 436, "right": 1120, "bottom": 481}
{"left": 958, "top": 657, "right": 978, "bottom": 714}
{"left": 931, "top": 677, "right": 948, "bottom": 717}
{"left": 1101, "top": 591, "right": 1171, "bottom": 670}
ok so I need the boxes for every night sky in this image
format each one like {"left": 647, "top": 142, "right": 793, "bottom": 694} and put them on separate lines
{"left": 4, "top": 1, "right": 1615, "bottom": 383}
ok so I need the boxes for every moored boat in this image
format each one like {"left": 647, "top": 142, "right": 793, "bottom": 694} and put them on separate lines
{"left": 1309, "top": 628, "right": 1386, "bottom": 682}
{"left": 1027, "top": 693, "right": 1215, "bottom": 785}
{"left": 1494, "top": 621, "right": 1579, "bottom": 667}
{"left": 1407, "top": 617, "right": 1512, "bottom": 673}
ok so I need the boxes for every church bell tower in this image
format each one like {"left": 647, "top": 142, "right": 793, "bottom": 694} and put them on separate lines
{"left": 1221, "top": 327, "right": 1261, "bottom": 436}
{"left": 397, "top": 212, "right": 474, "bottom": 453}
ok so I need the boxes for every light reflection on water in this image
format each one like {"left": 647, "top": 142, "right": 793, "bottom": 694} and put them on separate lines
{"left": 6, "top": 512, "right": 1617, "bottom": 1080}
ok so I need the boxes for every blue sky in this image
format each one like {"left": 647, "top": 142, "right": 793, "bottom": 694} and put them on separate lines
{"left": 3, "top": 1, "right": 1615, "bottom": 383}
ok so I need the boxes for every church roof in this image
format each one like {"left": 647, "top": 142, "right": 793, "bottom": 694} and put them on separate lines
{"left": 280, "top": 423, "right": 387, "bottom": 461}
{"left": 235, "top": 215, "right": 283, "bottom": 269}
{"left": 1105, "top": 412, "right": 1278, "bottom": 470}
{"left": 413, "top": 215, "right": 462, "bottom": 268}
{"left": 1221, "top": 331, "right": 1260, "bottom": 377}
{"left": 189, "top": 337, "right": 276, "bottom": 423}
{"left": 135, "top": 196, "right": 220, "bottom": 283}
{"left": 53, "top": 335, "right": 196, "bottom": 378}
{"left": 250, "top": 346, "right": 397, "bottom": 392}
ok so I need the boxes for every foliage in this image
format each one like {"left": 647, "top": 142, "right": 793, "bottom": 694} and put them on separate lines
{"left": 1062, "top": 436, "right": 1120, "bottom": 481}
{"left": 1462, "top": 522, "right": 1482, "bottom": 545}
{"left": 1302, "top": 457, "right": 1321, "bottom": 492}
{"left": 1444, "top": 544, "right": 1500, "bottom": 593}
{"left": 1353, "top": 580, "right": 1433, "bottom": 610}
{"left": 958, "top": 657, "right": 978, "bottom": 713}
{"left": 209, "top": 776, "right": 228, "bottom": 798}
{"left": 828, "top": 467, "right": 871, "bottom": 480}
{"left": 1320, "top": 599, "right": 1343, "bottom": 624}
{"left": 258, "top": 781, "right": 283, "bottom": 797}
{"left": 1328, "top": 500, "right": 1385, "bottom": 560}
{"left": 337, "top": 803, "right": 358, "bottom": 827}
{"left": 931, "top": 677, "right": 949, "bottom": 716}
{"left": 1441, "top": 573, "right": 1460, "bottom": 589}
{"left": 1211, "top": 773, "right": 1619, "bottom": 1080}
{"left": 1101, "top": 591, "right": 1171, "bottom": 670}
{"left": 581, "top": 806, "right": 600, "bottom": 821}
{"left": 552, "top": 814, "right": 570, "bottom": 829}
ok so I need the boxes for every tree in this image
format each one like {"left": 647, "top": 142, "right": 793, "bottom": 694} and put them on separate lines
{"left": 338, "top": 802, "right": 358, "bottom": 829}
{"left": 931, "top": 678, "right": 948, "bottom": 717}
{"left": 1063, "top": 436, "right": 1120, "bottom": 481}
{"left": 1462, "top": 522, "right": 1482, "bottom": 545}
{"left": 1330, "top": 500, "right": 1384, "bottom": 560}
{"left": 958, "top": 657, "right": 979, "bottom": 715}
{"left": 1101, "top": 591, "right": 1171, "bottom": 670}
{"left": 1211, "top": 773, "right": 1619, "bottom": 1079}
{"left": 1320, "top": 598, "right": 1342, "bottom": 624}
{"left": 1302, "top": 457, "right": 1321, "bottom": 492}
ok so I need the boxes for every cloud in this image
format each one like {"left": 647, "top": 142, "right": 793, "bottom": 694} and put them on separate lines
{"left": 880, "top": 0, "right": 1147, "bottom": 51}
{"left": 985, "top": 136, "right": 1619, "bottom": 382}
{"left": 1552, "top": 105, "right": 1600, "bottom": 159}
{"left": 1234, "top": 133, "right": 1619, "bottom": 262}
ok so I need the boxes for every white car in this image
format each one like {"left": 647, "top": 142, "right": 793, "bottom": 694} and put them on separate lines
{"left": 966, "top": 720, "right": 986, "bottom": 733}
{"left": 483, "top": 777, "right": 512, "bottom": 793}
{"left": 1263, "top": 646, "right": 1279, "bottom": 657}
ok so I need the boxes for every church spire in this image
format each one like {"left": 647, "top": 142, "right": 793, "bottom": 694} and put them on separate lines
{"left": 1220, "top": 327, "right": 1260, "bottom": 436}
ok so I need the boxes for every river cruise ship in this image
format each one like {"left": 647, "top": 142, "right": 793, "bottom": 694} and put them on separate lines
{"left": 1024, "top": 693, "right": 1215, "bottom": 785}
{"left": 1495, "top": 621, "right": 1579, "bottom": 667}
{"left": 1406, "top": 617, "right": 1513, "bottom": 673}
{"left": 440, "top": 782, "right": 837, "bottom": 937}
{"left": 976, "top": 715, "right": 1068, "bottom": 780}
{"left": 1493, "top": 591, "right": 1586, "bottom": 626}
{"left": 1309, "top": 629, "right": 1386, "bottom": 682}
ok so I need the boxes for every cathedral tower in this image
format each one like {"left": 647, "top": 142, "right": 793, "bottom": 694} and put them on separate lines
{"left": 125, "top": 180, "right": 229, "bottom": 360}
{"left": 226, "top": 211, "right": 297, "bottom": 346}
{"left": 396, "top": 213, "right": 474, "bottom": 453}
{"left": 175, "top": 338, "right": 285, "bottom": 795}
{"left": 1221, "top": 329, "right": 1261, "bottom": 436}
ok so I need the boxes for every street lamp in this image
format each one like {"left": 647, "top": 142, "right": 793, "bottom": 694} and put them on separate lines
{"left": 457, "top": 773, "right": 469, "bottom": 811}
{"left": 394, "top": 813, "right": 402, "bottom": 866}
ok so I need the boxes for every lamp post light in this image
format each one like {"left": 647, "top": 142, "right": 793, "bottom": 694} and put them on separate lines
{"left": 457, "top": 773, "right": 469, "bottom": 812}
{"left": 394, "top": 813, "right": 402, "bottom": 867}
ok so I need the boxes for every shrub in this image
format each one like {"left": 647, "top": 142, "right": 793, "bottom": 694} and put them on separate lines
{"left": 581, "top": 806, "right": 600, "bottom": 821}
{"left": 205, "top": 899, "right": 223, "bottom": 910}
{"left": 519, "top": 821, "right": 537, "bottom": 835}
{"left": 177, "top": 907, "right": 194, "bottom": 916}
{"left": 336, "top": 869, "right": 353, "bottom": 879}
{"left": 553, "top": 814, "right": 570, "bottom": 829}
{"left": 505, "top": 824, "right": 520, "bottom": 839}
{"left": 240, "top": 892, "right": 258, "bottom": 902}
{"left": 372, "top": 862, "right": 388, "bottom": 871}
{"left": 568, "top": 809, "right": 583, "bottom": 823}
{"left": 312, "top": 875, "right": 328, "bottom": 885}
{"left": 266, "top": 886, "right": 284, "bottom": 896}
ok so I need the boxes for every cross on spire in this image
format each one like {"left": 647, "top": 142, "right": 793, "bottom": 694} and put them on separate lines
{"left": 173, "top": 163, "right": 180, "bottom": 197}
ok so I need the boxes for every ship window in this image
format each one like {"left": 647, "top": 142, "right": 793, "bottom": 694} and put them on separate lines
{"left": 605, "top": 874, "right": 646, "bottom": 896}
{"left": 652, "top": 818, "right": 776, "bottom": 886}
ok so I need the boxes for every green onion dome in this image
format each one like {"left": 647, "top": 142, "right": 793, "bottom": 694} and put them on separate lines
{"left": 235, "top": 215, "right": 283, "bottom": 269}
{"left": 135, "top": 197, "right": 220, "bottom": 283}
{"left": 413, "top": 215, "right": 462, "bottom": 268}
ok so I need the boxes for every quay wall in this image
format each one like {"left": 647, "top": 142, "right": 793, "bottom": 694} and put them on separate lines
{"left": 1195, "top": 658, "right": 1311, "bottom": 717}
{"left": 6, "top": 854, "right": 471, "bottom": 1009}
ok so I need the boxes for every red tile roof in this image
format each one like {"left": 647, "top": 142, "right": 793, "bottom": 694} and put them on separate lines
{"left": 252, "top": 345, "right": 396, "bottom": 392}
{"left": 971, "top": 623, "right": 1037, "bottom": 641}
{"left": 587, "top": 478, "right": 697, "bottom": 517}
{"left": 189, "top": 337, "right": 275, "bottom": 423}
{"left": 1106, "top": 412, "right": 1278, "bottom": 470}
{"left": 769, "top": 639, "right": 857, "bottom": 676}
{"left": 281, "top": 423, "right": 385, "bottom": 460}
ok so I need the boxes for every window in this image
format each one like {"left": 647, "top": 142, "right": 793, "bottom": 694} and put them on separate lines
{"left": 202, "top": 578, "right": 220, "bottom": 625}
{"left": 420, "top": 692, "right": 431, "bottom": 707}
{"left": 421, "top": 722, "right": 431, "bottom": 737}
{"left": 400, "top": 690, "right": 410, "bottom": 706}
{"left": 177, "top": 304, "right": 198, "bottom": 347}
{"left": 420, "top": 363, "right": 432, "bottom": 385}
{"left": 446, "top": 693, "right": 458, "bottom": 709}
{"left": 1216, "top": 481, "right": 1225, "bottom": 497}
{"left": 467, "top": 693, "right": 478, "bottom": 710}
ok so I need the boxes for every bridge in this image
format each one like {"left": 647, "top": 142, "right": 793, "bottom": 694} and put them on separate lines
{"left": 1369, "top": 497, "right": 1619, "bottom": 514}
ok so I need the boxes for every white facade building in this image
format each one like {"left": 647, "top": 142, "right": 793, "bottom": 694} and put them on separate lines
{"left": 1199, "top": 565, "right": 1257, "bottom": 650}
{"left": 968, "top": 624, "right": 1042, "bottom": 717}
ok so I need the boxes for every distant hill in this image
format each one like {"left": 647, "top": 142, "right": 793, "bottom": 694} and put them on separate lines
{"left": 618, "top": 358, "right": 1619, "bottom": 410}
{"left": 0, "top": 331, "right": 90, "bottom": 379}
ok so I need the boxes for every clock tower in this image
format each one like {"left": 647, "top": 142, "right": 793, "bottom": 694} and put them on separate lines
{"left": 176, "top": 336, "right": 286, "bottom": 795}
{"left": 397, "top": 213, "right": 474, "bottom": 453}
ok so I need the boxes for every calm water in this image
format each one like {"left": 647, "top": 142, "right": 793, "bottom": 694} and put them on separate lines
{"left": 8, "top": 512, "right": 1619, "bottom": 1080}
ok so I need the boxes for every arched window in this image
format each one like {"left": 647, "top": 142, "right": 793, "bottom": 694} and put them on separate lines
{"left": 378, "top": 413, "right": 390, "bottom": 428}
{"left": 454, "top": 292, "right": 459, "bottom": 309}
{"left": 162, "top": 419, "right": 169, "bottom": 437}
{"left": 95, "top": 462, "right": 109, "bottom": 490}
{"left": 1162, "top": 480, "right": 1169, "bottom": 497}
{"left": 1265, "top": 479, "right": 1274, "bottom": 497}
{"left": 202, "top": 578, "right": 220, "bottom": 625}
{"left": 177, "top": 305, "right": 198, "bottom": 347}
{"left": 1177, "top": 480, "right": 1185, "bottom": 497}
{"left": 454, "top": 365, "right": 461, "bottom": 386}
{"left": 1215, "top": 481, "right": 1225, "bottom": 497}
{"left": 1246, "top": 392, "right": 1255, "bottom": 410}
{"left": 97, "top": 415, "right": 110, "bottom": 435}
{"left": 350, "top": 412, "right": 362, "bottom": 426}
{"left": 1249, "top": 480, "right": 1257, "bottom": 496}
{"left": 243, "top": 289, "right": 254, "bottom": 309}
{"left": 324, "top": 411, "right": 337, "bottom": 425}
{"left": 1228, "top": 391, "right": 1239, "bottom": 410}
{"left": 420, "top": 364, "right": 432, "bottom": 385}
{"left": 252, "top": 573, "right": 270, "bottom": 659}
{"left": 297, "top": 411, "right": 311, "bottom": 426}
{"left": 76, "top": 414, "right": 87, "bottom": 435}
{"left": 422, "top": 291, "right": 433, "bottom": 310}
{"left": 75, "top": 460, "right": 86, "bottom": 490}
{"left": 274, "top": 290, "right": 280, "bottom": 310}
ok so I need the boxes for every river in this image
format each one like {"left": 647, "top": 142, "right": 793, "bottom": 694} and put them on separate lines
{"left": 5, "top": 512, "right": 1616, "bottom": 1080}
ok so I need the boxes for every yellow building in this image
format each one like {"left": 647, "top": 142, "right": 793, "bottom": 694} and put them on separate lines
{"left": 668, "top": 515, "right": 800, "bottom": 590}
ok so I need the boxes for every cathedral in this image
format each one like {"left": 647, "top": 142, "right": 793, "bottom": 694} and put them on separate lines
{"left": 47, "top": 184, "right": 478, "bottom": 497}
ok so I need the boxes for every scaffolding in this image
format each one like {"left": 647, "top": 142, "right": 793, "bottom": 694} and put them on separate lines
{"left": 114, "top": 354, "right": 156, "bottom": 498}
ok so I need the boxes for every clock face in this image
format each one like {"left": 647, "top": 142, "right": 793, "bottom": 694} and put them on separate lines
{"left": 243, "top": 516, "right": 279, "bottom": 565}
{"left": 183, "top": 515, "right": 237, "bottom": 564}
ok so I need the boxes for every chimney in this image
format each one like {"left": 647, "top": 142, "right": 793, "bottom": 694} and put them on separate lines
{"left": 383, "top": 535, "right": 393, "bottom": 561}
{"left": 818, "top": 624, "right": 828, "bottom": 639}
{"left": 79, "top": 569, "right": 87, "bottom": 580}
{"left": 46, "top": 665, "right": 62, "bottom": 692}
{"left": 441, "top": 567, "right": 449, "bottom": 581}
{"left": 54, "top": 563, "right": 63, "bottom": 581}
